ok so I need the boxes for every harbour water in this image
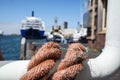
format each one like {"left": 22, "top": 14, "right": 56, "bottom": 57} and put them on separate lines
{"left": 0, "top": 35, "right": 49, "bottom": 60}
{"left": 0, "top": 35, "right": 21, "bottom": 60}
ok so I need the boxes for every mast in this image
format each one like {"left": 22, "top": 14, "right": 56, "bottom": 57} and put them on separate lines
{"left": 32, "top": 11, "right": 34, "bottom": 17}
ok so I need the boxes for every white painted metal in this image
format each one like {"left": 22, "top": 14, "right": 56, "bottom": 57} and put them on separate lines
{"left": 21, "top": 37, "right": 26, "bottom": 45}
{"left": 88, "top": 0, "right": 120, "bottom": 78}
{"left": 0, "top": 60, "right": 29, "bottom": 80}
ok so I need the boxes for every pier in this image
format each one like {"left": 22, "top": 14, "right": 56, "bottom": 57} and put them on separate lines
{"left": 0, "top": 49, "right": 4, "bottom": 60}
{"left": 20, "top": 37, "right": 68, "bottom": 60}
{"left": 1, "top": 47, "right": 120, "bottom": 80}
{"left": 20, "top": 38, "right": 47, "bottom": 60}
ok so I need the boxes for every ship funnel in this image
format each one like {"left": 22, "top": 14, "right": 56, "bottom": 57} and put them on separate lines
{"left": 32, "top": 11, "right": 34, "bottom": 17}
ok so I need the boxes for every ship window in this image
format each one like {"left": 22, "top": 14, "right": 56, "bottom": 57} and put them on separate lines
{"left": 27, "top": 26, "right": 32, "bottom": 28}
{"left": 34, "top": 26, "right": 39, "bottom": 28}
{"left": 35, "top": 21, "right": 39, "bottom": 23}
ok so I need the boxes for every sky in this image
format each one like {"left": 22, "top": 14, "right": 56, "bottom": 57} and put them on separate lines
{"left": 0, "top": 0, "right": 88, "bottom": 34}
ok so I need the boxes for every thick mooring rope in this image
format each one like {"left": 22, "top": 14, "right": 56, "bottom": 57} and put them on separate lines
{"left": 20, "top": 42, "right": 61, "bottom": 80}
{"left": 27, "top": 42, "right": 62, "bottom": 71}
{"left": 52, "top": 43, "right": 87, "bottom": 80}
{"left": 20, "top": 59, "right": 55, "bottom": 80}
{"left": 20, "top": 42, "right": 87, "bottom": 80}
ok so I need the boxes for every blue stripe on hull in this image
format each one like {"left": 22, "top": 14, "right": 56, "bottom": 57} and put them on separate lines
{"left": 20, "top": 30, "right": 26, "bottom": 37}
{"left": 39, "top": 30, "right": 45, "bottom": 36}
{"left": 21, "top": 29, "right": 45, "bottom": 39}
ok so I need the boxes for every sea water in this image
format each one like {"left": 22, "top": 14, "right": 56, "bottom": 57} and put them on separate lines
{"left": 0, "top": 35, "right": 21, "bottom": 60}
{"left": 0, "top": 35, "right": 47, "bottom": 60}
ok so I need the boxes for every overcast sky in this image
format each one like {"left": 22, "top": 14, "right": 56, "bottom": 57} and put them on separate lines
{"left": 0, "top": 0, "right": 88, "bottom": 35}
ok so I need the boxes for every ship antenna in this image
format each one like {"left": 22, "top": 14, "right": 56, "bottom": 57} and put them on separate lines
{"left": 32, "top": 11, "right": 34, "bottom": 17}
{"left": 54, "top": 17, "right": 58, "bottom": 25}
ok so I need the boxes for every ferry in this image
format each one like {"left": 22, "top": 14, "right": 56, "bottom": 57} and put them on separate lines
{"left": 20, "top": 11, "right": 46, "bottom": 39}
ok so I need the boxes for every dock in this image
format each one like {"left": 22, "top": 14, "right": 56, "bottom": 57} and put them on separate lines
{"left": 1, "top": 47, "right": 120, "bottom": 80}
{"left": 20, "top": 38, "right": 46, "bottom": 60}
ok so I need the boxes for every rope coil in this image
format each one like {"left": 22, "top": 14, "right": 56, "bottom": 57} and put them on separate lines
{"left": 53, "top": 43, "right": 87, "bottom": 80}
{"left": 20, "top": 42, "right": 87, "bottom": 80}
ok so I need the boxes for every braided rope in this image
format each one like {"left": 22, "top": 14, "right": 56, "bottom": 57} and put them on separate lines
{"left": 20, "top": 42, "right": 61, "bottom": 80}
{"left": 52, "top": 43, "right": 87, "bottom": 80}
{"left": 27, "top": 48, "right": 61, "bottom": 71}
{"left": 20, "top": 60, "right": 55, "bottom": 80}
{"left": 52, "top": 64, "right": 83, "bottom": 80}
{"left": 20, "top": 42, "right": 87, "bottom": 80}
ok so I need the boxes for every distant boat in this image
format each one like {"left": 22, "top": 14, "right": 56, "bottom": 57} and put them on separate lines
{"left": 20, "top": 11, "right": 46, "bottom": 39}
{"left": 0, "top": 29, "right": 4, "bottom": 36}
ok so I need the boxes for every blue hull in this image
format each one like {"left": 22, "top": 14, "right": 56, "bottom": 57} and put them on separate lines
{"left": 21, "top": 29, "right": 45, "bottom": 39}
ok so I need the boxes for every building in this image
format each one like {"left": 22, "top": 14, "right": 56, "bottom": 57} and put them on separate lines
{"left": 83, "top": 12, "right": 91, "bottom": 28}
{"left": 85, "top": 0, "right": 108, "bottom": 50}
{"left": 62, "top": 22, "right": 68, "bottom": 29}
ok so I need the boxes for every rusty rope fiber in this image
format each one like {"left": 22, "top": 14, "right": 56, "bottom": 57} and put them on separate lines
{"left": 52, "top": 64, "right": 83, "bottom": 80}
{"left": 27, "top": 41, "right": 61, "bottom": 71}
{"left": 68, "top": 43, "right": 86, "bottom": 52}
{"left": 20, "top": 42, "right": 62, "bottom": 80}
{"left": 65, "top": 49, "right": 87, "bottom": 60}
{"left": 57, "top": 43, "right": 87, "bottom": 71}
{"left": 52, "top": 43, "right": 87, "bottom": 80}
{"left": 57, "top": 56, "right": 82, "bottom": 71}
{"left": 27, "top": 48, "right": 61, "bottom": 71}
{"left": 20, "top": 42, "right": 87, "bottom": 80}
{"left": 39, "top": 41, "right": 60, "bottom": 50}
{"left": 20, "top": 59, "right": 55, "bottom": 80}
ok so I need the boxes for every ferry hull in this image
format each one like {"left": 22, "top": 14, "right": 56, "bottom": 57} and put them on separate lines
{"left": 21, "top": 29, "right": 45, "bottom": 39}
